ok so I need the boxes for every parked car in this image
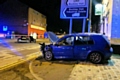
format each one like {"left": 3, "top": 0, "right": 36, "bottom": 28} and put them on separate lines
{"left": 17, "top": 36, "right": 35, "bottom": 43}
{"left": 39, "top": 32, "right": 113, "bottom": 64}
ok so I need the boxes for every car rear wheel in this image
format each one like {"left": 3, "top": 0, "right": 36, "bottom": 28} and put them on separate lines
{"left": 17, "top": 39, "right": 20, "bottom": 43}
{"left": 27, "top": 40, "right": 30, "bottom": 43}
{"left": 44, "top": 51, "right": 53, "bottom": 61}
{"left": 88, "top": 52, "right": 103, "bottom": 64}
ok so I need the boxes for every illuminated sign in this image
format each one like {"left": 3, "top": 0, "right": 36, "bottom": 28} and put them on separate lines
{"left": 60, "top": 0, "right": 89, "bottom": 19}
{"left": 95, "top": 4, "right": 103, "bottom": 15}
{"left": 31, "top": 25, "right": 46, "bottom": 31}
{"left": 3, "top": 26, "right": 8, "bottom": 31}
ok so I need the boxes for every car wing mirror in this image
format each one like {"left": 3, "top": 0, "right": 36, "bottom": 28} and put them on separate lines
{"left": 55, "top": 43, "right": 60, "bottom": 46}
{"left": 39, "top": 43, "right": 45, "bottom": 46}
{"left": 39, "top": 43, "right": 42, "bottom": 45}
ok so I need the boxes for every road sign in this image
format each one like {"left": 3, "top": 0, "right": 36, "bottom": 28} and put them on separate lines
{"left": 60, "top": 0, "right": 89, "bottom": 19}
{"left": 63, "top": 7, "right": 87, "bottom": 17}
{"left": 95, "top": 4, "right": 103, "bottom": 15}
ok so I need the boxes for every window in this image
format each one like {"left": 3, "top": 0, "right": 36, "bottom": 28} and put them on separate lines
{"left": 74, "top": 36, "right": 94, "bottom": 45}
{"left": 58, "top": 36, "right": 74, "bottom": 46}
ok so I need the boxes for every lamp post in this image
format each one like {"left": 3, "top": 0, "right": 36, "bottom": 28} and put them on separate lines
{"left": 88, "top": 0, "right": 92, "bottom": 33}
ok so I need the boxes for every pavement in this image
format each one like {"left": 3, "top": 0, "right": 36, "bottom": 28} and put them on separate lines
{"left": 68, "top": 55, "right": 120, "bottom": 80}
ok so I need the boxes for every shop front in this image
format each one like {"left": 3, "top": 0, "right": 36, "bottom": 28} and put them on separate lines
{"left": 28, "top": 24, "right": 46, "bottom": 38}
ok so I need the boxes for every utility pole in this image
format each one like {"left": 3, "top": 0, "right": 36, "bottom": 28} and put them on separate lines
{"left": 88, "top": 0, "right": 92, "bottom": 32}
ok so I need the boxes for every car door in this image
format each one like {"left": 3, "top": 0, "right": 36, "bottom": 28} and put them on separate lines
{"left": 53, "top": 36, "right": 74, "bottom": 59}
{"left": 74, "top": 35, "right": 93, "bottom": 60}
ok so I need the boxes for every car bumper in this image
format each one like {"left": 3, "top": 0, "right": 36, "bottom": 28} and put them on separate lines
{"left": 104, "top": 47, "right": 113, "bottom": 60}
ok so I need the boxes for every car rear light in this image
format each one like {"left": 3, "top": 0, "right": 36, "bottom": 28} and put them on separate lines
{"left": 105, "top": 44, "right": 111, "bottom": 50}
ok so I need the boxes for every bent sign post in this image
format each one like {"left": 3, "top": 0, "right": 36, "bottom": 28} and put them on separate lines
{"left": 60, "top": 0, "right": 89, "bottom": 34}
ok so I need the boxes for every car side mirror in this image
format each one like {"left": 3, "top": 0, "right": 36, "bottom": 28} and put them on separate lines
{"left": 39, "top": 43, "right": 45, "bottom": 46}
{"left": 39, "top": 43, "right": 42, "bottom": 45}
{"left": 55, "top": 43, "right": 60, "bottom": 46}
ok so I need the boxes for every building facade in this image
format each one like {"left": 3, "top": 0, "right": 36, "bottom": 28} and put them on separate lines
{"left": 28, "top": 8, "right": 46, "bottom": 38}
{"left": 0, "top": 0, "right": 46, "bottom": 38}
{"left": 101, "top": 0, "right": 120, "bottom": 39}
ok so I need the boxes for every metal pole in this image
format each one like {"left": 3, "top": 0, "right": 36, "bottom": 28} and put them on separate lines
{"left": 102, "top": 4, "right": 105, "bottom": 35}
{"left": 88, "top": 0, "right": 92, "bottom": 32}
{"left": 103, "top": 17, "right": 105, "bottom": 34}
{"left": 82, "top": 19, "right": 86, "bottom": 33}
{"left": 69, "top": 19, "right": 72, "bottom": 34}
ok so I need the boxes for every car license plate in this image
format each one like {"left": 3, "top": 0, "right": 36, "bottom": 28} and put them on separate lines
{"left": 22, "top": 37, "right": 26, "bottom": 39}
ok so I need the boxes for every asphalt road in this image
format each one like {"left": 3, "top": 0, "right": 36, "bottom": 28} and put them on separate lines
{"left": 0, "top": 40, "right": 42, "bottom": 71}
{"left": 0, "top": 41, "right": 40, "bottom": 56}
{"left": 0, "top": 39, "right": 42, "bottom": 80}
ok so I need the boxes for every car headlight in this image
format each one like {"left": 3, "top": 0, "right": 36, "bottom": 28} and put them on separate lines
{"left": 44, "top": 47, "right": 47, "bottom": 51}
{"left": 44, "top": 46, "right": 50, "bottom": 51}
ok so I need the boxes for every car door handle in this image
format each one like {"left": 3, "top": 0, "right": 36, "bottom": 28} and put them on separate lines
{"left": 81, "top": 48, "right": 86, "bottom": 50}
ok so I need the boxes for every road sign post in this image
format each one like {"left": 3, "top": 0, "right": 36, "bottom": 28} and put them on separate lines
{"left": 60, "top": 0, "right": 89, "bottom": 34}
{"left": 82, "top": 19, "right": 86, "bottom": 33}
{"left": 88, "top": 0, "right": 92, "bottom": 32}
{"left": 69, "top": 19, "right": 73, "bottom": 34}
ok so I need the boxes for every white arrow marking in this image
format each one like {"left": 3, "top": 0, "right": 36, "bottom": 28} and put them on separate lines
{"left": 63, "top": 8, "right": 67, "bottom": 17}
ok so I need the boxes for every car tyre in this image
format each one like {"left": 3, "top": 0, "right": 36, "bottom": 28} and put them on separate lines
{"left": 17, "top": 39, "right": 19, "bottom": 43}
{"left": 44, "top": 51, "right": 53, "bottom": 61}
{"left": 88, "top": 52, "right": 103, "bottom": 64}
{"left": 27, "top": 40, "right": 30, "bottom": 43}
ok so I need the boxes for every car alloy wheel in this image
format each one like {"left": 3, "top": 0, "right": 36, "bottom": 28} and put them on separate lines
{"left": 89, "top": 52, "right": 102, "bottom": 64}
{"left": 44, "top": 51, "right": 53, "bottom": 61}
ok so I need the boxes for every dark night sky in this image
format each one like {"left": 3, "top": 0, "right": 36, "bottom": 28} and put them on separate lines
{"left": 0, "top": 0, "right": 102, "bottom": 33}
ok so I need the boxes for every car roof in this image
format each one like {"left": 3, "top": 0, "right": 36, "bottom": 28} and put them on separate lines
{"left": 64, "top": 33, "right": 103, "bottom": 37}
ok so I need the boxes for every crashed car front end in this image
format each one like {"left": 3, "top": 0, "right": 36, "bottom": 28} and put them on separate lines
{"left": 39, "top": 43, "right": 53, "bottom": 57}
{"left": 39, "top": 31, "right": 60, "bottom": 61}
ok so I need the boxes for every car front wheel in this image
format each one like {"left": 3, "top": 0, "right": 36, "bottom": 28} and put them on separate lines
{"left": 44, "top": 51, "right": 53, "bottom": 61}
{"left": 88, "top": 52, "right": 103, "bottom": 64}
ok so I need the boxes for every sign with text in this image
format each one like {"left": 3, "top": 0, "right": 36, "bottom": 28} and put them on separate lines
{"left": 95, "top": 4, "right": 103, "bottom": 15}
{"left": 60, "top": 0, "right": 89, "bottom": 19}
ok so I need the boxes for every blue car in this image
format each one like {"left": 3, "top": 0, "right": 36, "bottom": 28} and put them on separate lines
{"left": 40, "top": 32, "right": 113, "bottom": 64}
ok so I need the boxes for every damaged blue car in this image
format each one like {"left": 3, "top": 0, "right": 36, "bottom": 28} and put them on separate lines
{"left": 39, "top": 32, "right": 113, "bottom": 64}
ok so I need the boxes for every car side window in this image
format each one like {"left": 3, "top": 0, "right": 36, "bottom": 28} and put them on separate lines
{"left": 58, "top": 36, "right": 74, "bottom": 46}
{"left": 74, "top": 36, "right": 94, "bottom": 45}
